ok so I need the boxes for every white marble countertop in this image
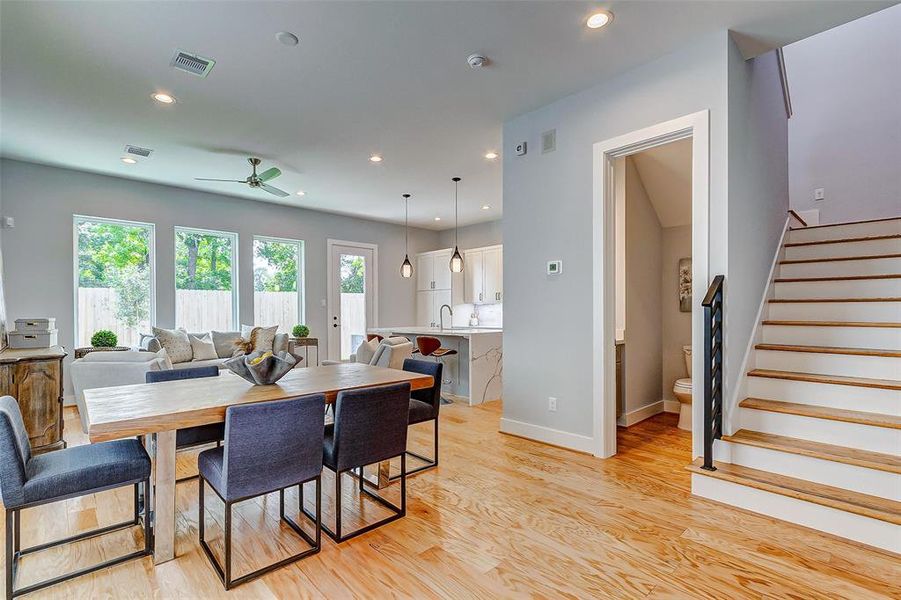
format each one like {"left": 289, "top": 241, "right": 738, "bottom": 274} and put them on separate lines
{"left": 369, "top": 326, "right": 502, "bottom": 338}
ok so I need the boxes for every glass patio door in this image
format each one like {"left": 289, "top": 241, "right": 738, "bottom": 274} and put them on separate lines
{"left": 327, "top": 241, "right": 376, "bottom": 361}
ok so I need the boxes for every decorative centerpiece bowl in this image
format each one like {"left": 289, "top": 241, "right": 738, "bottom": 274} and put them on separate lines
{"left": 224, "top": 350, "right": 296, "bottom": 385}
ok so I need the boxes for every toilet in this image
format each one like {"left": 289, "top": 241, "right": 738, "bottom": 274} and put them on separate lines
{"left": 672, "top": 345, "right": 692, "bottom": 431}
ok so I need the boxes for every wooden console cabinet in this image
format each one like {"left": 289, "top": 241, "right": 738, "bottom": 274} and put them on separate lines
{"left": 0, "top": 345, "right": 67, "bottom": 454}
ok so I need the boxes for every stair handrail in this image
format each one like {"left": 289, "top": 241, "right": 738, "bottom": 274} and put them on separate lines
{"left": 701, "top": 275, "right": 725, "bottom": 471}
{"left": 787, "top": 209, "right": 808, "bottom": 228}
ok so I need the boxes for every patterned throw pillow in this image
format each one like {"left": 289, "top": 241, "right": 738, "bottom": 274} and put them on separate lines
{"left": 240, "top": 324, "right": 278, "bottom": 354}
{"left": 151, "top": 327, "right": 193, "bottom": 364}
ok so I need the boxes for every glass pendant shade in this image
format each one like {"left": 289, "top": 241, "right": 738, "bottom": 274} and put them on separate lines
{"left": 450, "top": 246, "right": 464, "bottom": 273}
{"left": 401, "top": 254, "right": 414, "bottom": 278}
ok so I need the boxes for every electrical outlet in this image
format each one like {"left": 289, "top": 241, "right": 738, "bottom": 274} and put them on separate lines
{"left": 548, "top": 397, "right": 557, "bottom": 412}
{"left": 814, "top": 188, "right": 825, "bottom": 201}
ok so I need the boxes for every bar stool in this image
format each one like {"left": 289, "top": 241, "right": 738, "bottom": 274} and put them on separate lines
{"left": 415, "top": 336, "right": 456, "bottom": 404}
{"left": 366, "top": 334, "right": 384, "bottom": 343}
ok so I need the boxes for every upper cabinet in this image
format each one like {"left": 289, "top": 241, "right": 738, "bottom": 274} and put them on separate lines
{"left": 416, "top": 249, "right": 452, "bottom": 291}
{"left": 464, "top": 245, "right": 503, "bottom": 304}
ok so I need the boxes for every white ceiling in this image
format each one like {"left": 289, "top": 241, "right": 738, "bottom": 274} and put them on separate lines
{"left": 631, "top": 138, "right": 693, "bottom": 228}
{"left": 0, "top": 1, "right": 891, "bottom": 230}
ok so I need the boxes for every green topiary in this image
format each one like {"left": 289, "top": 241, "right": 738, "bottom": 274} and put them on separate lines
{"left": 292, "top": 324, "right": 310, "bottom": 338}
{"left": 91, "top": 330, "right": 118, "bottom": 348}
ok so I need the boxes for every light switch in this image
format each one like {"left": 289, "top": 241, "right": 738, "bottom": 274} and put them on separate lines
{"left": 814, "top": 188, "right": 825, "bottom": 201}
{"left": 547, "top": 260, "right": 563, "bottom": 275}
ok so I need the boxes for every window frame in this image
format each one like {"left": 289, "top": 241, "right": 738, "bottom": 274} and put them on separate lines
{"left": 173, "top": 225, "right": 239, "bottom": 331}
{"left": 72, "top": 214, "right": 157, "bottom": 348}
{"left": 252, "top": 234, "right": 306, "bottom": 327}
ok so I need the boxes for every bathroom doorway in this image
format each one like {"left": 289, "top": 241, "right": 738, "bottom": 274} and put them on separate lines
{"left": 612, "top": 138, "right": 693, "bottom": 459}
{"left": 591, "top": 110, "right": 709, "bottom": 459}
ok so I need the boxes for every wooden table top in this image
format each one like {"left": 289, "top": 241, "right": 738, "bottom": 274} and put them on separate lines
{"left": 84, "top": 362, "right": 433, "bottom": 442}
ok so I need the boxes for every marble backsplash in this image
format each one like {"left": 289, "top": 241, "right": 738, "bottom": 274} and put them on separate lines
{"left": 452, "top": 302, "right": 503, "bottom": 328}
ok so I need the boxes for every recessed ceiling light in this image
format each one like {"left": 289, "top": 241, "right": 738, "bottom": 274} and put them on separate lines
{"left": 481, "top": 204, "right": 491, "bottom": 210}
{"left": 275, "top": 31, "right": 299, "bottom": 46}
{"left": 434, "top": 217, "right": 441, "bottom": 221}
{"left": 121, "top": 157, "right": 137, "bottom": 164}
{"left": 151, "top": 92, "right": 176, "bottom": 104}
{"left": 296, "top": 190, "right": 306, "bottom": 196}
{"left": 369, "top": 154, "right": 383, "bottom": 163}
{"left": 586, "top": 10, "right": 613, "bottom": 29}
{"left": 484, "top": 151, "right": 499, "bottom": 160}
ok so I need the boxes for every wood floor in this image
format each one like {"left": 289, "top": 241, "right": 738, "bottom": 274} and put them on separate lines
{"left": 3, "top": 404, "right": 898, "bottom": 599}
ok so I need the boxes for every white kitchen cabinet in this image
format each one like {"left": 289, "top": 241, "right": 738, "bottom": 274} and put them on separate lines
{"left": 432, "top": 249, "right": 452, "bottom": 290}
{"left": 463, "top": 245, "right": 503, "bottom": 304}
{"left": 416, "top": 254, "right": 434, "bottom": 291}
{"left": 416, "top": 289, "right": 452, "bottom": 328}
{"left": 416, "top": 249, "right": 452, "bottom": 291}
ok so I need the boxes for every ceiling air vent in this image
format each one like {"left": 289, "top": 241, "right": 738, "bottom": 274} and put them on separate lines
{"left": 170, "top": 50, "right": 215, "bottom": 78}
{"left": 124, "top": 145, "right": 153, "bottom": 158}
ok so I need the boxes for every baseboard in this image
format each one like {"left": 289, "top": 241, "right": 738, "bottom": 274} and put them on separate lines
{"left": 616, "top": 401, "right": 665, "bottom": 427}
{"left": 63, "top": 394, "right": 76, "bottom": 407}
{"left": 663, "top": 400, "right": 680, "bottom": 414}
{"left": 499, "top": 417, "right": 596, "bottom": 454}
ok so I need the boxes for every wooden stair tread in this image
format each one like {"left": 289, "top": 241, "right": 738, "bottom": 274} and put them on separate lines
{"left": 762, "top": 320, "right": 901, "bottom": 328}
{"left": 747, "top": 368, "right": 901, "bottom": 391}
{"left": 768, "top": 297, "right": 901, "bottom": 303}
{"left": 740, "top": 398, "right": 901, "bottom": 429}
{"left": 774, "top": 274, "right": 901, "bottom": 283}
{"left": 723, "top": 430, "right": 901, "bottom": 474}
{"left": 789, "top": 215, "right": 901, "bottom": 231}
{"left": 687, "top": 458, "right": 901, "bottom": 525}
{"left": 780, "top": 253, "right": 901, "bottom": 265}
{"left": 755, "top": 343, "right": 901, "bottom": 357}
{"left": 783, "top": 234, "right": 901, "bottom": 248}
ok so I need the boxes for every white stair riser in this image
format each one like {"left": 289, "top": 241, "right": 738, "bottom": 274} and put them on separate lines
{"left": 774, "top": 278, "right": 901, "bottom": 299}
{"left": 747, "top": 376, "right": 901, "bottom": 415}
{"left": 722, "top": 441, "right": 901, "bottom": 501}
{"left": 788, "top": 220, "right": 901, "bottom": 244}
{"left": 756, "top": 349, "right": 900, "bottom": 379}
{"left": 779, "top": 257, "right": 901, "bottom": 279}
{"left": 741, "top": 408, "right": 899, "bottom": 454}
{"left": 784, "top": 237, "right": 901, "bottom": 261}
{"left": 761, "top": 325, "right": 901, "bottom": 350}
{"left": 691, "top": 474, "right": 900, "bottom": 553}
{"left": 767, "top": 301, "right": 901, "bottom": 322}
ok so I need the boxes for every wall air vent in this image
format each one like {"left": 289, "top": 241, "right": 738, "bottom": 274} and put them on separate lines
{"left": 170, "top": 50, "right": 215, "bottom": 77}
{"left": 124, "top": 145, "right": 153, "bottom": 158}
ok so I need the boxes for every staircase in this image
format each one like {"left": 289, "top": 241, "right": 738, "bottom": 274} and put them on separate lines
{"left": 690, "top": 216, "right": 901, "bottom": 553}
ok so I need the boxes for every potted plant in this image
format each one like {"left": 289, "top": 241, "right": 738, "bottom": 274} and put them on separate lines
{"left": 91, "top": 329, "right": 118, "bottom": 348}
{"left": 291, "top": 324, "right": 310, "bottom": 339}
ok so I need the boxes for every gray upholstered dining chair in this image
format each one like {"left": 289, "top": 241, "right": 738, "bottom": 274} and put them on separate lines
{"left": 197, "top": 394, "right": 325, "bottom": 590}
{"left": 146, "top": 365, "right": 221, "bottom": 483}
{"left": 0, "top": 396, "right": 151, "bottom": 599}
{"left": 397, "top": 359, "right": 443, "bottom": 478}
{"left": 304, "top": 382, "right": 410, "bottom": 543}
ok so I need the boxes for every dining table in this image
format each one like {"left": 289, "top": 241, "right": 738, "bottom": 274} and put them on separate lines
{"left": 83, "top": 362, "right": 433, "bottom": 564}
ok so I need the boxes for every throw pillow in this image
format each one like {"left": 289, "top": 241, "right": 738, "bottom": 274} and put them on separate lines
{"left": 151, "top": 327, "right": 192, "bottom": 364}
{"left": 189, "top": 334, "right": 218, "bottom": 361}
{"left": 156, "top": 348, "right": 174, "bottom": 370}
{"left": 354, "top": 337, "right": 380, "bottom": 364}
{"left": 240, "top": 324, "right": 278, "bottom": 354}
{"left": 211, "top": 330, "right": 242, "bottom": 359}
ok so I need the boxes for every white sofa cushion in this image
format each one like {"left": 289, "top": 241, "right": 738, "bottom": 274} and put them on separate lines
{"left": 152, "top": 327, "right": 193, "bottom": 363}
{"left": 354, "top": 337, "right": 380, "bottom": 364}
{"left": 80, "top": 350, "right": 160, "bottom": 363}
{"left": 189, "top": 334, "right": 218, "bottom": 360}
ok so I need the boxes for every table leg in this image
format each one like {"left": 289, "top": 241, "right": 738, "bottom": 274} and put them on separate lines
{"left": 152, "top": 430, "right": 177, "bottom": 564}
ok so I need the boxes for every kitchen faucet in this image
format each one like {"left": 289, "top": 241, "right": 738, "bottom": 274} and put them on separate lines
{"left": 439, "top": 304, "right": 453, "bottom": 331}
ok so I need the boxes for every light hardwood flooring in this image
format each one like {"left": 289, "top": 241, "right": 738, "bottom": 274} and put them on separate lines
{"left": 2, "top": 404, "right": 899, "bottom": 599}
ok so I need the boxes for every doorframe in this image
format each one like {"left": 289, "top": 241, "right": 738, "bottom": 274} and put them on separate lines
{"left": 591, "top": 110, "right": 709, "bottom": 459}
{"left": 326, "top": 239, "right": 379, "bottom": 361}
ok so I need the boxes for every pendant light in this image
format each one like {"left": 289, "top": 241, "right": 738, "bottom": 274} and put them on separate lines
{"left": 400, "top": 193, "right": 414, "bottom": 278}
{"left": 449, "top": 177, "right": 464, "bottom": 273}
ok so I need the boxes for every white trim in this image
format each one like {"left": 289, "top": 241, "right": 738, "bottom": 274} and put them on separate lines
{"left": 776, "top": 48, "right": 793, "bottom": 119}
{"left": 326, "top": 239, "right": 379, "bottom": 361}
{"left": 173, "top": 225, "right": 239, "bottom": 330}
{"left": 663, "top": 400, "right": 681, "bottom": 414}
{"left": 72, "top": 215, "right": 156, "bottom": 349}
{"left": 500, "top": 417, "right": 596, "bottom": 454}
{"left": 251, "top": 235, "right": 306, "bottom": 326}
{"left": 616, "top": 400, "right": 665, "bottom": 427}
{"left": 592, "top": 110, "right": 710, "bottom": 458}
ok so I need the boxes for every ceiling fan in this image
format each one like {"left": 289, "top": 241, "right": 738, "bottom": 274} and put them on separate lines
{"left": 195, "top": 157, "right": 289, "bottom": 197}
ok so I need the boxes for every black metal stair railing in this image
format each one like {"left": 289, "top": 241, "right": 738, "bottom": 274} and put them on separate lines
{"left": 701, "top": 275, "right": 725, "bottom": 471}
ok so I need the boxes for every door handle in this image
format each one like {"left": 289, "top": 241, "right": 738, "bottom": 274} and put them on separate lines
{"left": 479, "top": 292, "right": 482, "bottom": 302}
{"left": 333, "top": 323, "right": 339, "bottom": 328}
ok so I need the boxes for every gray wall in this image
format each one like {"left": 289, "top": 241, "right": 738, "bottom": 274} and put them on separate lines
{"left": 437, "top": 219, "right": 502, "bottom": 250}
{"left": 661, "top": 225, "right": 692, "bottom": 403}
{"left": 0, "top": 159, "right": 440, "bottom": 393}
{"left": 784, "top": 6, "right": 901, "bottom": 224}
{"left": 502, "top": 32, "right": 731, "bottom": 440}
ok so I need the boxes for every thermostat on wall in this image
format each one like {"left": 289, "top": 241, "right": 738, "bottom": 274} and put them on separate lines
{"left": 547, "top": 260, "right": 562, "bottom": 275}
{"left": 514, "top": 141, "right": 527, "bottom": 156}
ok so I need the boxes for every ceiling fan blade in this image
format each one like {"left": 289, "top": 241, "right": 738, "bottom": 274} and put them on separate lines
{"left": 261, "top": 183, "right": 290, "bottom": 197}
{"left": 257, "top": 167, "right": 281, "bottom": 182}
{"left": 195, "top": 178, "right": 246, "bottom": 182}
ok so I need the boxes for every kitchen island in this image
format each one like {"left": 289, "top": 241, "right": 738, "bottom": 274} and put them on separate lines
{"left": 368, "top": 327, "right": 502, "bottom": 405}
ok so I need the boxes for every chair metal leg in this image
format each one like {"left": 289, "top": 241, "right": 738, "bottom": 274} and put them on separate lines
{"left": 391, "top": 418, "right": 438, "bottom": 481}
{"left": 6, "top": 510, "right": 14, "bottom": 600}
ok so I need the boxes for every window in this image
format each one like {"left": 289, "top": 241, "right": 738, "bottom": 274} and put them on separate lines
{"left": 253, "top": 236, "right": 304, "bottom": 334}
{"left": 74, "top": 216, "right": 155, "bottom": 347}
{"left": 174, "top": 227, "right": 237, "bottom": 331}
